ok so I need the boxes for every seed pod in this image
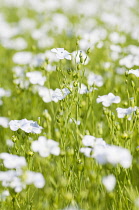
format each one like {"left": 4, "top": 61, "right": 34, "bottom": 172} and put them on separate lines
{"left": 11, "top": 135, "right": 18, "bottom": 143}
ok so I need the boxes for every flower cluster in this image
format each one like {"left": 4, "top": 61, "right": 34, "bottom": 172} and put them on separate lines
{"left": 0, "top": 153, "right": 26, "bottom": 169}
{"left": 0, "top": 153, "right": 45, "bottom": 193}
{"left": 80, "top": 135, "right": 132, "bottom": 168}
{"left": 37, "top": 86, "right": 71, "bottom": 103}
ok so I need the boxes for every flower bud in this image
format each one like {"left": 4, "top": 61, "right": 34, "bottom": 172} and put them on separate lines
{"left": 115, "top": 124, "right": 120, "bottom": 131}
{"left": 111, "top": 113, "right": 115, "bottom": 121}
{"left": 131, "top": 80, "right": 135, "bottom": 88}
{"left": 56, "top": 115, "right": 61, "bottom": 123}
{"left": 86, "top": 48, "right": 91, "bottom": 54}
{"left": 77, "top": 64, "right": 81, "bottom": 70}
{"left": 125, "top": 71, "right": 129, "bottom": 77}
{"left": 76, "top": 40, "right": 79, "bottom": 46}
{"left": 125, "top": 79, "right": 128, "bottom": 84}
{"left": 32, "top": 45, "right": 36, "bottom": 51}
{"left": 73, "top": 81, "right": 78, "bottom": 87}
{"left": 73, "top": 73, "right": 78, "bottom": 79}
{"left": 64, "top": 192, "right": 73, "bottom": 201}
{"left": 123, "top": 101, "right": 128, "bottom": 107}
{"left": 26, "top": 151, "right": 34, "bottom": 156}
{"left": 67, "top": 68, "right": 72, "bottom": 74}
{"left": 67, "top": 148, "right": 74, "bottom": 156}
{"left": 136, "top": 109, "right": 139, "bottom": 115}
{"left": 130, "top": 97, "right": 135, "bottom": 107}
{"left": 103, "top": 108, "right": 109, "bottom": 115}
{"left": 108, "top": 111, "right": 111, "bottom": 117}
{"left": 121, "top": 133, "right": 129, "bottom": 139}
{"left": 11, "top": 135, "right": 18, "bottom": 143}
{"left": 55, "top": 128, "right": 60, "bottom": 139}
{"left": 56, "top": 66, "right": 60, "bottom": 71}
{"left": 79, "top": 51, "right": 83, "bottom": 63}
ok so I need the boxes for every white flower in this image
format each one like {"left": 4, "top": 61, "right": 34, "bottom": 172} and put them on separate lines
{"left": 37, "top": 86, "right": 70, "bottom": 103}
{"left": 116, "top": 67, "right": 126, "bottom": 75}
{"left": 38, "top": 37, "right": 54, "bottom": 49}
{"left": 25, "top": 171, "right": 45, "bottom": 188}
{"left": 96, "top": 93, "right": 121, "bottom": 107}
{"left": 12, "top": 66, "right": 25, "bottom": 77}
{"left": 0, "top": 88, "right": 11, "bottom": 98}
{"left": 6, "top": 139, "right": 14, "bottom": 147}
{"left": 31, "top": 136, "right": 60, "bottom": 157}
{"left": 93, "top": 145, "right": 132, "bottom": 168}
{"left": 0, "top": 153, "right": 27, "bottom": 169}
{"left": 102, "top": 175, "right": 116, "bottom": 192}
{"left": 0, "top": 87, "right": 11, "bottom": 105}
{"left": 2, "top": 37, "right": 27, "bottom": 50}
{"left": 116, "top": 107, "right": 137, "bottom": 120}
{"left": 80, "top": 147, "right": 93, "bottom": 157}
{"left": 78, "top": 83, "right": 96, "bottom": 94}
{"left": 0, "top": 170, "right": 24, "bottom": 193}
{"left": 80, "top": 136, "right": 132, "bottom": 168}
{"left": 0, "top": 190, "right": 10, "bottom": 201}
{"left": 80, "top": 135, "right": 106, "bottom": 157}
{"left": 20, "top": 121, "right": 43, "bottom": 134}
{"left": 82, "top": 135, "right": 106, "bottom": 147}
{"left": 51, "top": 48, "right": 71, "bottom": 60}
{"left": 128, "top": 69, "right": 139, "bottom": 77}
{"left": 109, "top": 32, "right": 126, "bottom": 44}
{"left": 30, "top": 53, "right": 46, "bottom": 67}
{"left": 9, "top": 119, "right": 24, "bottom": 131}
{"left": 13, "top": 77, "right": 29, "bottom": 89}
{"left": 119, "top": 55, "right": 139, "bottom": 68}
{"left": 52, "top": 88, "right": 70, "bottom": 102}
{"left": 45, "top": 64, "right": 56, "bottom": 72}
{"left": 135, "top": 197, "right": 139, "bottom": 207}
{"left": 87, "top": 72, "right": 103, "bottom": 87}
{"left": 37, "top": 86, "right": 54, "bottom": 103}
{"left": 0, "top": 117, "right": 9, "bottom": 128}
{"left": 45, "top": 50, "right": 59, "bottom": 63}
{"left": 12, "top": 51, "right": 33, "bottom": 65}
{"left": 0, "top": 169, "right": 45, "bottom": 192}
{"left": 9, "top": 119, "right": 43, "bottom": 134}
{"left": 26, "top": 71, "right": 46, "bottom": 86}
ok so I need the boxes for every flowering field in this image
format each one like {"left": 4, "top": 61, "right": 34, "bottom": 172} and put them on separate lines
{"left": 0, "top": 0, "right": 139, "bottom": 209}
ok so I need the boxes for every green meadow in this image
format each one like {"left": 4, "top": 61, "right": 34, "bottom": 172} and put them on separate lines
{"left": 0, "top": 0, "right": 139, "bottom": 209}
